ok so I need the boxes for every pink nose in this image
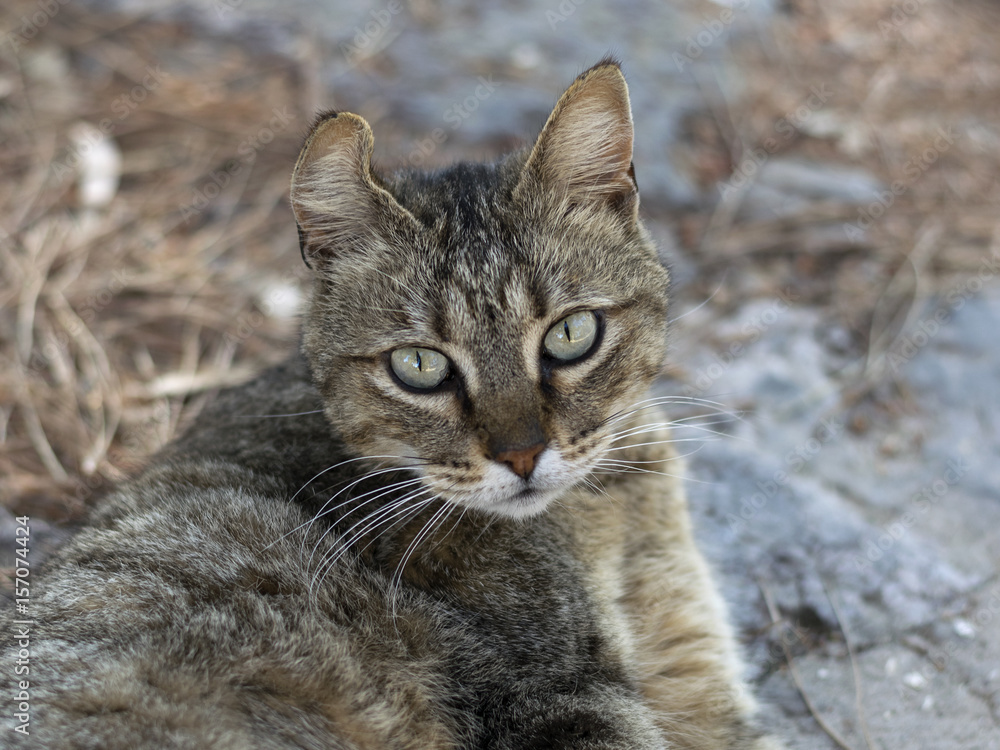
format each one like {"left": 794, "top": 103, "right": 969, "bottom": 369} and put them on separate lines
{"left": 494, "top": 442, "right": 545, "bottom": 480}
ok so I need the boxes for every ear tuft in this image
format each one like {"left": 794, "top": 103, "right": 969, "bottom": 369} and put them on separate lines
{"left": 518, "top": 61, "right": 636, "bottom": 214}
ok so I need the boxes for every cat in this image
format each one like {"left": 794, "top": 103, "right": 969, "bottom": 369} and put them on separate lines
{"left": 2, "top": 59, "right": 784, "bottom": 749}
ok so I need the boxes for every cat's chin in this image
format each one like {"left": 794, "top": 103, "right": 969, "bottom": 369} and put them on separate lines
{"left": 479, "top": 486, "right": 564, "bottom": 520}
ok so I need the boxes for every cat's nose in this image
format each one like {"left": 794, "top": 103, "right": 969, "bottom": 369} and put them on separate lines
{"left": 494, "top": 442, "right": 545, "bottom": 480}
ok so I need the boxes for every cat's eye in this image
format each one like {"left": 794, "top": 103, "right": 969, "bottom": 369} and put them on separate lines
{"left": 390, "top": 347, "right": 451, "bottom": 390}
{"left": 543, "top": 311, "right": 599, "bottom": 362}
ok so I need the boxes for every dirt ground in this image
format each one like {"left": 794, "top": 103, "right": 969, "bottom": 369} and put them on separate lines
{"left": 1, "top": 1, "right": 998, "bottom": 747}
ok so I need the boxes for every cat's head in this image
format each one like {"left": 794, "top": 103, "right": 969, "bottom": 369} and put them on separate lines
{"left": 290, "top": 60, "right": 669, "bottom": 519}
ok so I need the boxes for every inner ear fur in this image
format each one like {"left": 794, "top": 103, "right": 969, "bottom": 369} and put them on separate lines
{"left": 290, "top": 111, "right": 416, "bottom": 266}
{"left": 516, "top": 60, "right": 637, "bottom": 214}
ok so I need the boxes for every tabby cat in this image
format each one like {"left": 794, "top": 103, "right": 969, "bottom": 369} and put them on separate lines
{"left": 2, "top": 60, "right": 784, "bottom": 749}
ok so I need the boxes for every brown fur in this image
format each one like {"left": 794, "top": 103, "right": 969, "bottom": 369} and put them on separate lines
{"left": 1, "top": 61, "right": 784, "bottom": 749}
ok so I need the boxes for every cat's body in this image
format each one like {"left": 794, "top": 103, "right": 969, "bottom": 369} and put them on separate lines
{"left": 2, "top": 61, "right": 783, "bottom": 749}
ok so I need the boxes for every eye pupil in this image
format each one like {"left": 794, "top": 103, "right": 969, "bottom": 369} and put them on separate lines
{"left": 544, "top": 311, "right": 599, "bottom": 362}
{"left": 390, "top": 347, "right": 450, "bottom": 390}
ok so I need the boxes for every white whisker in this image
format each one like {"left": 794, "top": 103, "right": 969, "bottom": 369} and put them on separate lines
{"left": 308, "top": 491, "right": 437, "bottom": 597}
{"left": 605, "top": 437, "right": 714, "bottom": 451}
{"left": 593, "top": 461, "right": 688, "bottom": 481}
{"left": 298, "top": 477, "right": 427, "bottom": 567}
{"left": 668, "top": 271, "right": 728, "bottom": 324}
{"left": 390, "top": 500, "right": 453, "bottom": 594}
{"left": 238, "top": 409, "right": 325, "bottom": 419}
{"left": 306, "top": 483, "right": 428, "bottom": 572}
{"left": 287, "top": 455, "right": 418, "bottom": 506}
{"left": 265, "top": 465, "right": 421, "bottom": 551}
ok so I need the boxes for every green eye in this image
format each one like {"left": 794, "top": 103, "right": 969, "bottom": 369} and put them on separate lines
{"left": 543, "top": 311, "right": 599, "bottom": 362}
{"left": 390, "top": 347, "right": 450, "bottom": 390}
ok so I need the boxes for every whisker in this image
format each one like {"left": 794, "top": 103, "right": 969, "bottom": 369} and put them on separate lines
{"left": 266, "top": 466, "right": 421, "bottom": 551}
{"left": 616, "top": 393, "right": 739, "bottom": 413}
{"left": 284, "top": 473, "right": 424, "bottom": 559}
{"left": 388, "top": 501, "right": 460, "bottom": 624}
{"left": 287, "top": 455, "right": 418, "bottom": 506}
{"left": 580, "top": 475, "right": 613, "bottom": 501}
{"left": 606, "top": 394, "right": 742, "bottom": 416}
{"left": 606, "top": 422, "right": 674, "bottom": 440}
{"left": 668, "top": 270, "right": 728, "bottom": 324}
{"left": 596, "top": 454, "right": 686, "bottom": 464}
{"left": 593, "top": 461, "right": 689, "bottom": 481}
{"left": 391, "top": 500, "right": 453, "bottom": 593}
{"left": 594, "top": 452, "right": 715, "bottom": 484}
{"left": 312, "top": 475, "right": 425, "bottom": 527}
{"left": 662, "top": 413, "right": 739, "bottom": 427}
{"left": 237, "top": 409, "right": 324, "bottom": 419}
{"left": 297, "top": 477, "right": 427, "bottom": 566}
{"left": 602, "top": 442, "right": 704, "bottom": 463}
{"left": 601, "top": 402, "right": 740, "bottom": 433}
{"left": 605, "top": 437, "right": 715, "bottom": 451}
{"left": 304, "top": 481, "right": 427, "bottom": 569}
{"left": 330, "top": 488, "right": 432, "bottom": 560}
{"left": 606, "top": 417, "right": 741, "bottom": 444}
{"left": 308, "top": 491, "right": 436, "bottom": 597}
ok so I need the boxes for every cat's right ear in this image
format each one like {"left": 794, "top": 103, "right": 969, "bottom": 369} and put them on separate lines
{"left": 290, "top": 111, "right": 415, "bottom": 268}
{"left": 515, "top": 59, "right": 638, "bottom": 221}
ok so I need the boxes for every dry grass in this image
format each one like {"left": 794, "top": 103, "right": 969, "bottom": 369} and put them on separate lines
{"left": 0, "top": 3, "right": 313, "bottom": 520}
{"left": 681, "top": 0, "right": 1000, "bottom": 331}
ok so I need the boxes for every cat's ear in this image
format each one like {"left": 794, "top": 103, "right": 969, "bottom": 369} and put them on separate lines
{"left": 290, "top": 111, "right": 415, "bottom": 268}
{"left": 517, "top": 59, "right": 637, "bottom": 217}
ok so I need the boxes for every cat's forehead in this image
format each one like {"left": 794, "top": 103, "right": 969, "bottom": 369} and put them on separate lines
{"left": 388, "top": 160, "right": 603, "bottom": 287}
{"left": 390, "top": 161, "right": 519, "bottom": 252}
{"left": 346, "top": 158, "right": 660, "bottom": 350}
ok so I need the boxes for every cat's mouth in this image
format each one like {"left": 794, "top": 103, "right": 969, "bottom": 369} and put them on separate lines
{"left": 507, "top": 486, "right": 557, "bottom": 514}
{"left": 427, "top": 480, "right": 562, "bottom": 519}
{"left": 420, "top": 447, "right": 586, "bottom": 519}
{"left": 480, "top": 485, "right": 563, "bottom": 519}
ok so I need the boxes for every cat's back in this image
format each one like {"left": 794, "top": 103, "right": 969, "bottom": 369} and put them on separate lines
{"left": 0, "top": 356, "right": 474, "bottom": 748}
{"left": 1, "top": 355, "right": 658, "bottom": 750}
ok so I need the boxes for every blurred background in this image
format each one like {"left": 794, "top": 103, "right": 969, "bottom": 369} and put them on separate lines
{"left": 1, "top": 0, "right": 998, "bottom": 747}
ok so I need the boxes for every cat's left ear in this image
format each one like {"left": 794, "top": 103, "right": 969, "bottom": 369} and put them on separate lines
{"left": 290, "top": 111, "right": 416, "bottom": 268}
{"left": 516, "top": 59, "right": 637, "bottom": 218}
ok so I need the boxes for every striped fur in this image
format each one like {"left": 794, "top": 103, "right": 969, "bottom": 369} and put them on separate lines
{"left": 0, "top": 60, "right": 784, "bottom": 749}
